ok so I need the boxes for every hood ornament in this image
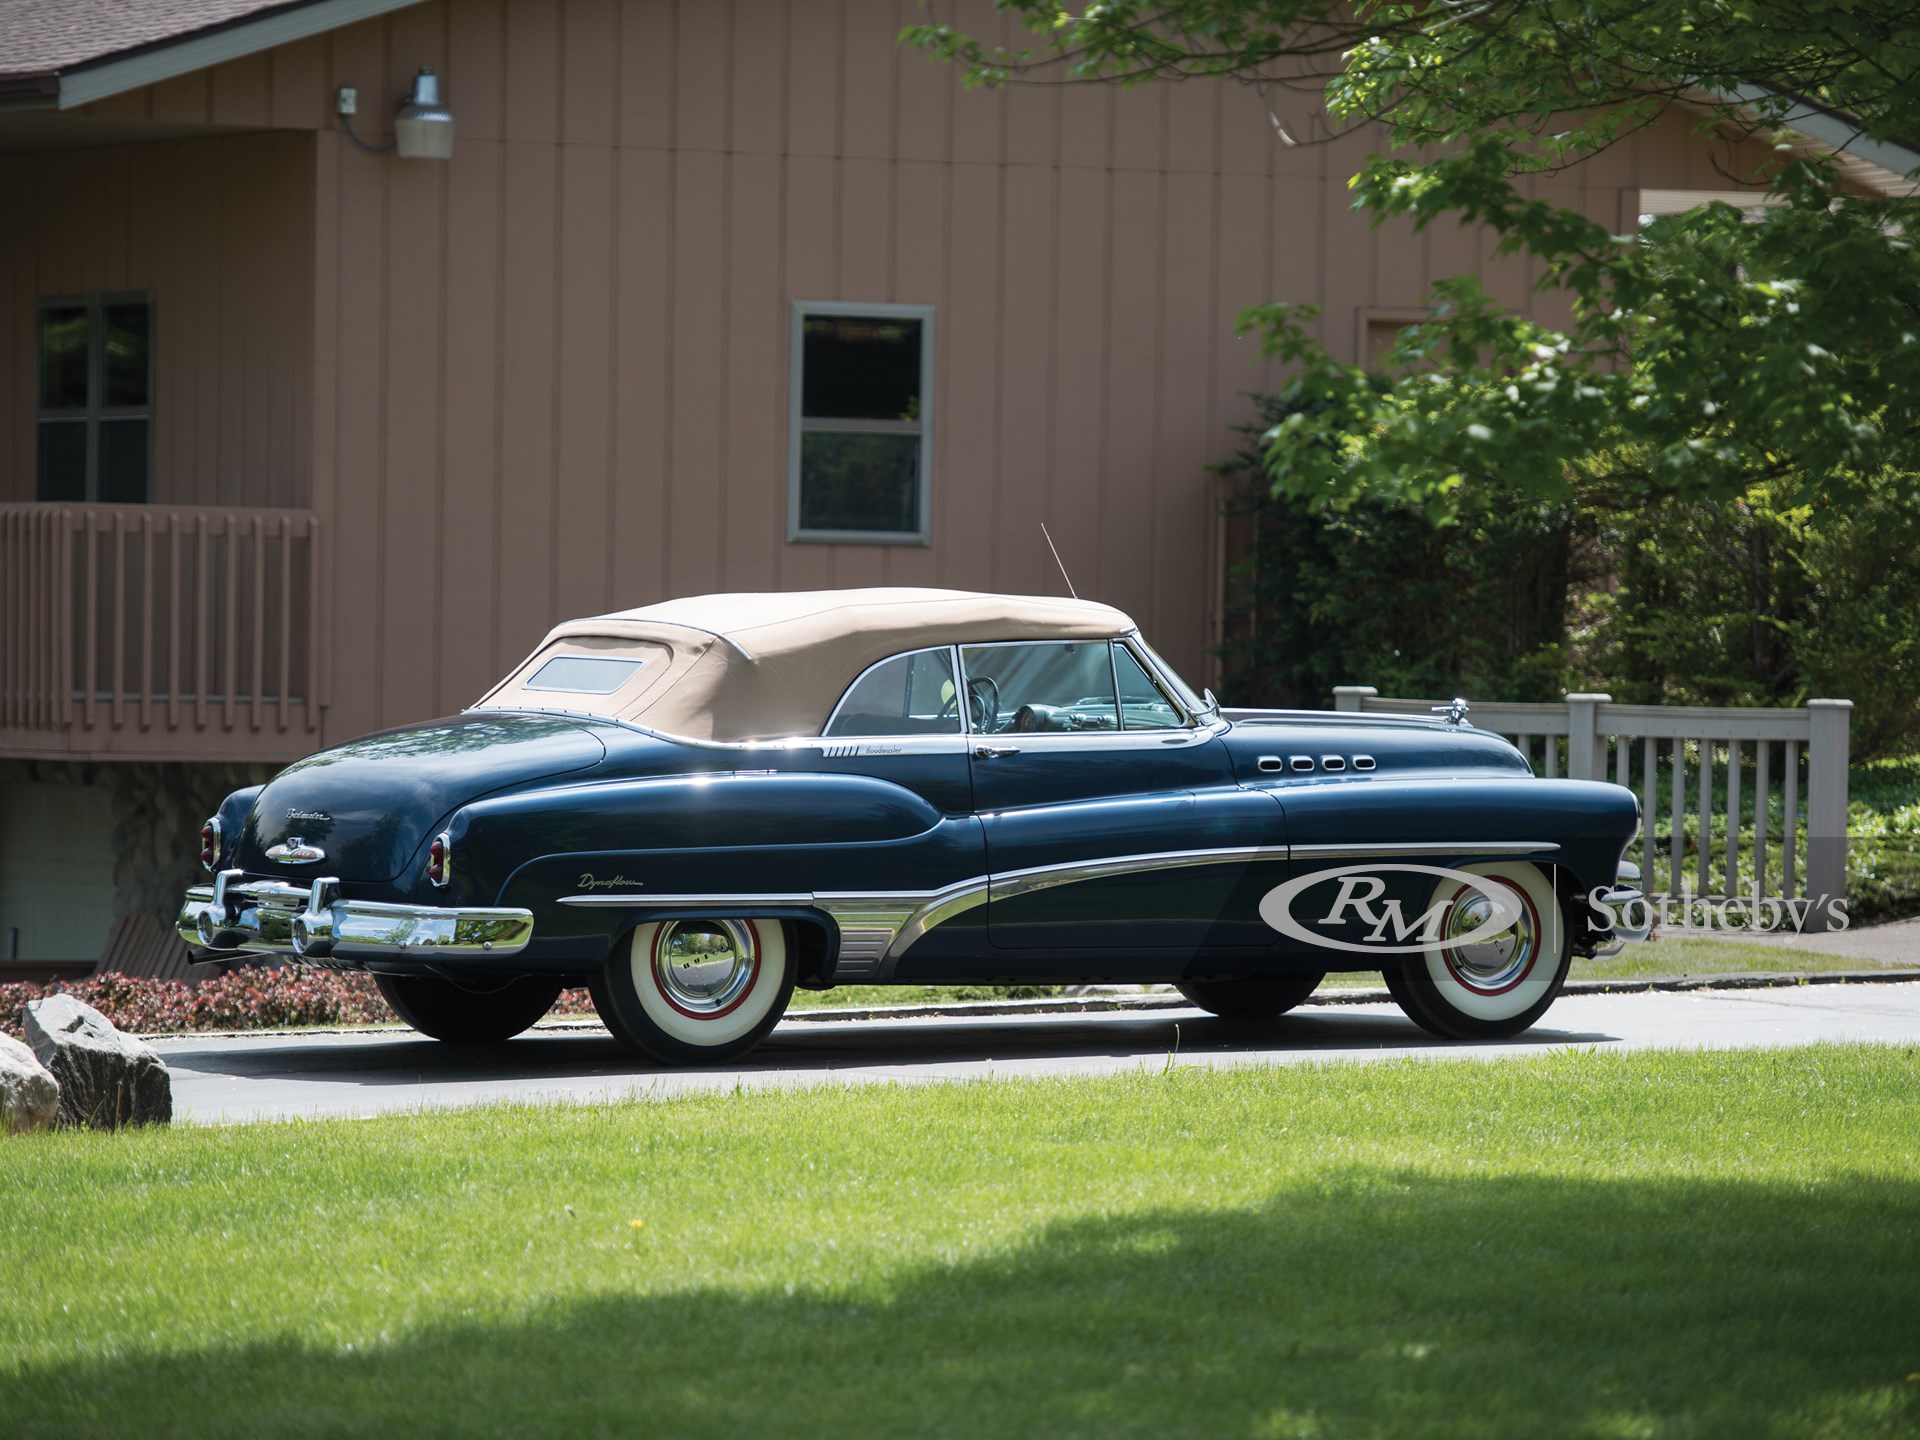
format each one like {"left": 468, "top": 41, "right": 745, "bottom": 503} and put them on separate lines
{"left": 266, "top": 836, "right": 328, "bottom": 865}
{"left": 1430, "top": 697, "right": 1470, "bottom": 727}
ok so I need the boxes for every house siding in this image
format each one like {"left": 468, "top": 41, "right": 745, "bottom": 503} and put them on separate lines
{"left": 28, "top": 0, "right": 1777, "bottom": 747}
{"left": 0, "top": 131, "right": 316, "bottom": 512}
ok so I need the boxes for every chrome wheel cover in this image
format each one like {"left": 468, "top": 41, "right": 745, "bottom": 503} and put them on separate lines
{"left": 1441, "top": 881, "right": 1538, "bottom": 994}
{"left": 650, "top": 919, "right": 760, "bottom": 1017}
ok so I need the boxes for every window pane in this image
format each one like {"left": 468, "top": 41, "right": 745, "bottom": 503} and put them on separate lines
{"left": 960, "top": 643, "right": 1119, "bottom": 733}
{"left": 1135, "top": 638, "right": 1206, "bottom": 714}
{"left": 38, "top": 306, "right": 89, "bottom": 410}
{"left": 98, "top": 418, "right": 149, "bottom": 503}
{"left": 801, "top": 314, "right": 922, "bottom": 421}
{"left": 1114, "top": 645, "right": 1184, "bottom": 729}
{"left": 36, "top": 420, "right": 88, "bottom": 502}
{"left": 799, "top": 430, "right": 920, "bottom": 534}
{"left": 103, "top": 302, "right": 151, "bottom": 407}
{"left": 524, "top": 655, "right": 645, "bottom": 693}
{"left": 825, "top": 648, "right": 960, "bottom": 736}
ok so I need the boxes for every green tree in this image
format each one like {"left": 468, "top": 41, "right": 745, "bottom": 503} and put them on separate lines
{"left": 907, "top": 2, "right": 1920, "bottom": 521}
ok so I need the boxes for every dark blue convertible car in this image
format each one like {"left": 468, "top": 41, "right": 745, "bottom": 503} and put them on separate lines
{"left": 180, "top": 588, "right": 1641, "bottom": 1061}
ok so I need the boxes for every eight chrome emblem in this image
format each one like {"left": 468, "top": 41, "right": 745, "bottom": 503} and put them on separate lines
{"left": 266, "top": 836, "right": 328, "bottom": 865}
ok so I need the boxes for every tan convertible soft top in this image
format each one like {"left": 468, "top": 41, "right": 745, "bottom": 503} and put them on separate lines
{"left": 475, "top": 588, "right": 1137, "bottom": 742}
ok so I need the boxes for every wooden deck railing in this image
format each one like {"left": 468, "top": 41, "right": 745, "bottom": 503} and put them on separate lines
{"left": 1333, "top": 686, "right": 1851, "bottom": 928}
{"left": 0, "top": 504, "right": 326, "bottom": 752}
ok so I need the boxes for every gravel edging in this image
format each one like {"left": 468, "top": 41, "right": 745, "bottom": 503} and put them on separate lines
{"left": 139, "top": 968, "right": 1920, "bottom": 1041}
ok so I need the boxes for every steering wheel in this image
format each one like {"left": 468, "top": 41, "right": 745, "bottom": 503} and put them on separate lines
{"left": 967, "top": 676, "right": 1001, "bottom": 733}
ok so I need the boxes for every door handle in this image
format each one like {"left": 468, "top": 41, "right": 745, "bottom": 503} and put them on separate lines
{"left": 972, "top": 745, "right": 1021, "bottom": 759}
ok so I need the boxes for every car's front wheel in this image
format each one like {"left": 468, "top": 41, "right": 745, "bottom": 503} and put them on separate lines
{"left": 1383, "top": 861, "right": 1571, "bottom": 1039}
{"left": 1176, "top": 973, "right": 1324, "bottom": 1019}
{"left": 373, "top": 972, "right": 564, "bottom": 1043}
{"left": 590, "top": 918, "right": 794, "bottom": 1064}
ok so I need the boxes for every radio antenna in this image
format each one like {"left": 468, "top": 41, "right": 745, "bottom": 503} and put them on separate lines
{"left": 1041, "top": 523, "right": 1079, "bottom": 599}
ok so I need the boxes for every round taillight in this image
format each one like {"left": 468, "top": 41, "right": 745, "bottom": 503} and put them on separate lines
{"left": 428, "top": 833, "right": 450, "bottom": 888}
{"left": 199, "top": 817, "right": 220, "bottom": 873}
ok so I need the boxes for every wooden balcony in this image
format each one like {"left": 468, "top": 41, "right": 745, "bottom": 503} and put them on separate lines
{"left": 0, "top": 504, "right": 327, "bottom": 761}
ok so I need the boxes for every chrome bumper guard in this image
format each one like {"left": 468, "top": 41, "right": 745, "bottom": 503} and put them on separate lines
{"left": 178, "top": 870, "right": 534, "bottom": 962}
{"left": 1589, "top": 861, "right": 1651, "bottom": 952}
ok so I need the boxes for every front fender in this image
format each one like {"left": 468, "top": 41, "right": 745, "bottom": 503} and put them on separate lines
{"left": 1275, "top": 776, "right": 1639, "bottom": 897}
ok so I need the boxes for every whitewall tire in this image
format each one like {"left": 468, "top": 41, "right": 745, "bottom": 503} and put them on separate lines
{"left": 590, "top": 918, "right": 794, "bottom": 1064}
{"left": 1383, "top": 862, "right": 1571, "bottom": 1039}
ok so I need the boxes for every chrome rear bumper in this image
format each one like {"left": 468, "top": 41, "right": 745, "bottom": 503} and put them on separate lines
{"left": 178, "top": 870, "right": 534, "bottom": 963}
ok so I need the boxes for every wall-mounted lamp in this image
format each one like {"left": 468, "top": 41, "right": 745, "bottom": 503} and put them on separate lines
{"left": 395, "top": 68, "right": 455, "bottom": 160}
{"left": 336, "top": 68, "right": 455, "bottom": 160}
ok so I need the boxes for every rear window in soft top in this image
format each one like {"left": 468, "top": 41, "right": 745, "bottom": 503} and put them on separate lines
{"left": 522, "top": 656, "right": 647, "bottom": 694}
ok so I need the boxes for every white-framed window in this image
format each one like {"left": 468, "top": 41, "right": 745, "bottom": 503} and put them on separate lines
{"left": 1636, "top": 189, "right": 1782, "bottom": 226}
{"left": 35, "top": 293, "right": 154, "bottom": 503}
{"left": 788, "top": 301, "right": 933, "bottom": 544}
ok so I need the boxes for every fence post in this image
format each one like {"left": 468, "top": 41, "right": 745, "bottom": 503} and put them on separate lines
{"left": 1332, "top": 685, "right": 1377, "bottom": 713}
{"left": 1803, "top": 699, "right": 1852, "bottom": 933}
{"left": 1565, "top": 693, "right": 1611, "bottom": 781}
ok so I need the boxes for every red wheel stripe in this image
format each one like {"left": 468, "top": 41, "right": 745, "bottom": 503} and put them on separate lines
{"left": 1440, "top": 878, "right": 1542, "bottom": 997}
{"left": 648, "top": 920, "right": 763, "bottom": 1022}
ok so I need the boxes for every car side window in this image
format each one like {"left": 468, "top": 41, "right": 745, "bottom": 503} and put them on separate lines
{"left": 1113, "top": 644, "right": 1184, "bottom": 730}
{"left": 959, "top": 643, "right": 1119, "bottom": 734}
{"left": 824, "top": 647, "right": 963, "bottom": 736}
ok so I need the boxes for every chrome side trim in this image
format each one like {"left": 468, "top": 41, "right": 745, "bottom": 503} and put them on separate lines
{"left": 558, "top": 893, "right": 817, "bottom": 908}
{"left": 555, "top": 881, "right": 992, "bottom": 976}
{"left": 988, "top": 846, "right": 1290, "bottom": 905}
{"left": 1289, "top": 840, "right": 1560, "bottom": 859}
{"left": 557, "top": 846, "right": 1292, "bottom": 970}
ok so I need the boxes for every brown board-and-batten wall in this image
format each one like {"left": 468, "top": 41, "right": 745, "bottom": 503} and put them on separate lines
{"left": 0, "top": 133, "right": 316, "bottom": 510}
{"left": 48, "top": 0, "right": 1755, "bottom": 745}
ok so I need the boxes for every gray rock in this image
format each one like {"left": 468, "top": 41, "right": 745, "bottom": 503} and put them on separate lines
{"left": 23, "top": 995, "right": 171, "bottom": 1129}
{"left": 0, "top": 1033, "right": 60, "bottom": 1134}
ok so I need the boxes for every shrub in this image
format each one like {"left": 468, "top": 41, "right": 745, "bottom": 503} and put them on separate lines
{"left": 1221, "top": 394, "right": 1920, "bottom": 757}
{"left": 1588, "top": 475, "right": 1920, "bottom": 756}
{"left": 1216, "top": 395, "right": 1591, "bottom": 707}
{"left": 1, "top": 968, "right": 598, "bottom": 1040}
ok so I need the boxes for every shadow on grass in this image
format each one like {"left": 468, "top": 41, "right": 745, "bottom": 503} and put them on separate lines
{"left": 9, "top": 1170, "right": 1916, "bottom": 1439}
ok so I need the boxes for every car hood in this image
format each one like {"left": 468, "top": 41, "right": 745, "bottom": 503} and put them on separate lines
{"left": 238, "top": 714, "right": 608, "bottom": 883}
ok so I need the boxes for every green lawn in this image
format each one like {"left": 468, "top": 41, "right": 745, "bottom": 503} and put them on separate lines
{"left": 785, "top": 935, "right": 1909, "bottom": 1011}
{"left": 1570, "top": 935, "right": 1900, "bottom": 983}
{"left": 3, "top": 1046, "right": 1917, "bottom": 1438}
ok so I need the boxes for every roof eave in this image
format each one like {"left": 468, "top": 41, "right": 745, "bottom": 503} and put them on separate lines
{"left": 1692, "top": 82, "right": 1920, "bottom": 198}
{"left": 23, "top": 0, "right": 430, "bottom": 112}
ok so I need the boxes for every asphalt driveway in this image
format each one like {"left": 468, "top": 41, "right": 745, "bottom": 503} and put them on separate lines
{"left": 152, "top": 980, "right": 1920, "bottom": 1124}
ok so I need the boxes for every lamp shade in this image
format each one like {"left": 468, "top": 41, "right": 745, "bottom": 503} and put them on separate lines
{"left": 395, "top": 68, "right": 455, "bottom": 160}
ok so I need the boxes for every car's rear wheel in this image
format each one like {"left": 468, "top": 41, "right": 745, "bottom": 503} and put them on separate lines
{"left": 1383, "top": 861, "right": 1571, "bottom": 1039}
{"left": 1176, "top": 973, "right": 1324, "bottom": 1019}
{"left": 590, "top": 918, "right": 794, "bottom": 1065}
{"left": 373, "top": 972, "right": 563, "bottom": 1044}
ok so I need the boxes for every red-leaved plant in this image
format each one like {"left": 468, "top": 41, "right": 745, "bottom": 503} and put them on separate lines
{"left": 2, "top": 969, "right": 596, "bottom": 1039}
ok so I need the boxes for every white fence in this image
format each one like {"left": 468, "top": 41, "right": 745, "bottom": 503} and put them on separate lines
{"left": 1332, "top": 687, "right": 1851, "bottom": 927}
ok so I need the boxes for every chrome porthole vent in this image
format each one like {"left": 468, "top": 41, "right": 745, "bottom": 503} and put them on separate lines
{"left": 1352, "top": 755, "right": 1377, "bottom": 771}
